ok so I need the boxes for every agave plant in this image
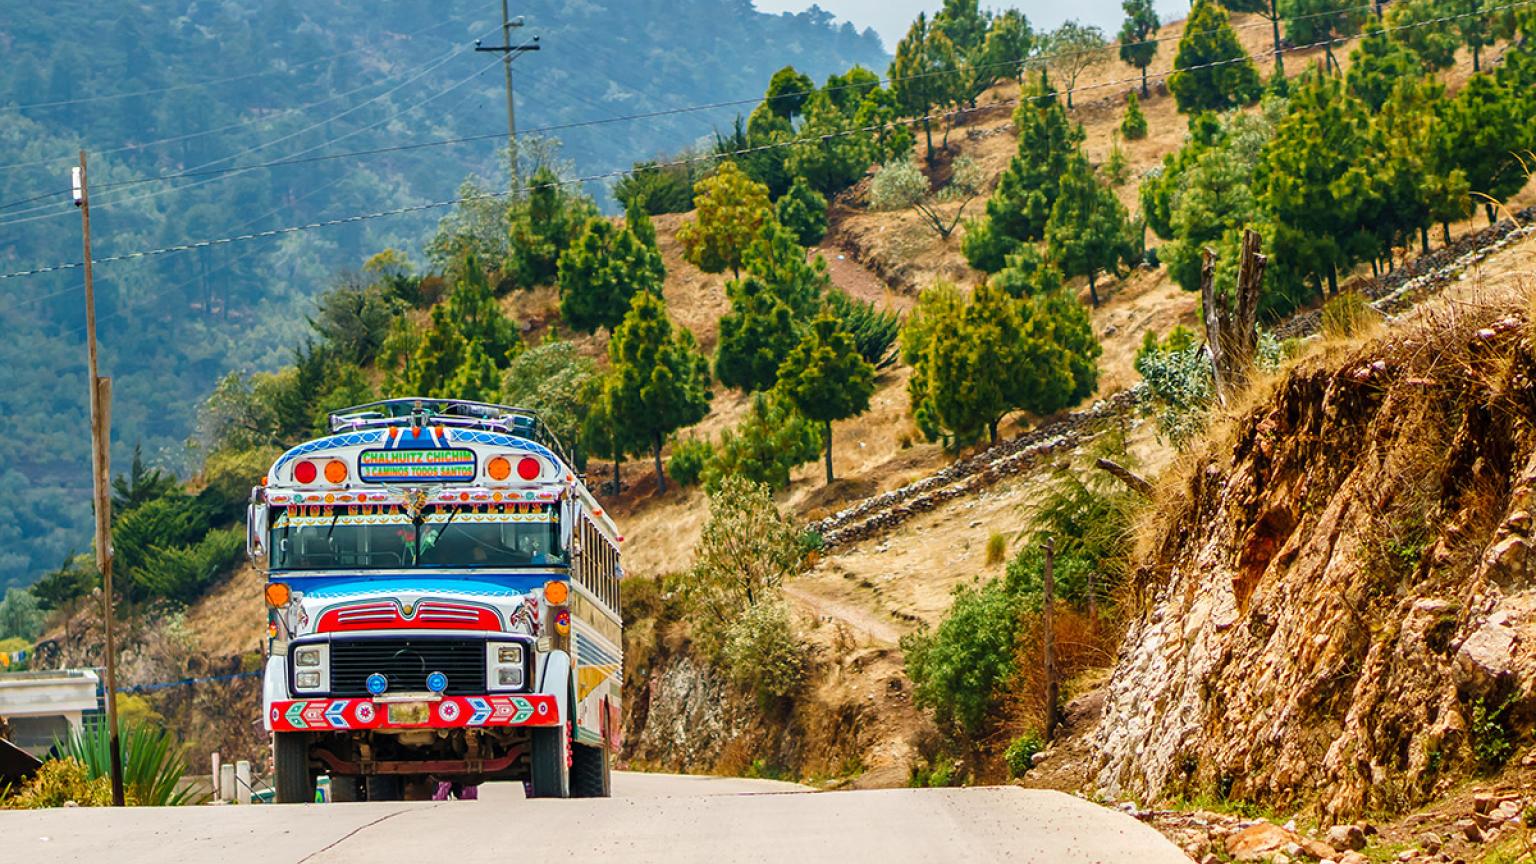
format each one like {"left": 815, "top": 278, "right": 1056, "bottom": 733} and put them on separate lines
{"left": 56, "top": 717, "right": 206, "bottom": 806}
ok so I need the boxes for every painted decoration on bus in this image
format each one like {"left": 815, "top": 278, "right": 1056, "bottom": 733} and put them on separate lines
{"left": 358, "top": 448, "right": 476, "bottom": 483}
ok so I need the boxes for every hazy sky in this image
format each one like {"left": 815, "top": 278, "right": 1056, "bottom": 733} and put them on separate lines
{"left": 755, "top": 1, "right": 1190, "bottom": 52}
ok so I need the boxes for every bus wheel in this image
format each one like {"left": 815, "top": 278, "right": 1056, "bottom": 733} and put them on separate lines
{"left": 571, "top": 742, "right": 611, "bottom": 798}
{"left": 366, "top": 774, "right": 403, "bottom": 801}
{"left": 528, "top": 725, "right": 570, "bottom": 798}
{"left": 273, "top": 732, "right": 315, "bottom": 804}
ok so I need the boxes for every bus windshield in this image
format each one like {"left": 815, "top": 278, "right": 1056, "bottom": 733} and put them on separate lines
{"left": 269, "top": 504, "right": 564, "bottom": 570}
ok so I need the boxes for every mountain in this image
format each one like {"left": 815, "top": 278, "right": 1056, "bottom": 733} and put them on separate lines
{"left": 0, "top": 0, "right": 887, "bottom": 590}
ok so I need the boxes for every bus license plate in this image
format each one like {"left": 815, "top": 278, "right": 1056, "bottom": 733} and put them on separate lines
{"left": 387, "top": 702, "right": 430, "bottom": 725}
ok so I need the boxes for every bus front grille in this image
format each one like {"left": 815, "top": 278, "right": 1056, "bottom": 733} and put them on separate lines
{"left": 328, "top": 637, "right": 486, "bottom": 696}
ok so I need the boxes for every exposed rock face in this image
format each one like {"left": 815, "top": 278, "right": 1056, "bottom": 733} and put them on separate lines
{"left": 1092, "top": 314, "right": 1536, "bottom": 817}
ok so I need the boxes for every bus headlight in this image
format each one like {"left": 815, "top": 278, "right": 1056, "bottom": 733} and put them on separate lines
{"left": 291, "top": 644, "right": 329, "bottom": 694}
{"left": 487, "top": 641, "right": 526, "bottom": 692}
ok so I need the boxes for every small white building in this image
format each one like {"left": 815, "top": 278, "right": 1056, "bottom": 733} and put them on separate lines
{"left": 0, "top": 669, "right": 100, "bottom": 756}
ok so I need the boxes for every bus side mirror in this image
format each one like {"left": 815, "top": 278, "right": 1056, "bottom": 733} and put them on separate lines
{"left": 246, "top": 500, "right": 269, "bottom": 565}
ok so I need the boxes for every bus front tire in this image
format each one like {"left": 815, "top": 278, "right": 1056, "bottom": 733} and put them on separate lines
{"left": 528, "top": 725, "right": 570, "bottom": 798}
{"left": 571, "top": 742, "right": 611, "bottom": 798}
{"left": 273, "top": 732, "right": 315, "bottom": 804}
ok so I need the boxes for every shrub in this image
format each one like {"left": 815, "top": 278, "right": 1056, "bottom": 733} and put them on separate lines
{"left": 703, "top": 392, "right": 823, "bottom": 492}
{"left": 902, "top": 576, "right": 1021, "bottom": 740}
{"left": 1121, "top": 91, "right": 1149, "bottom": 140}
{"left": 131, "top": 527, "right": 244, "bottom": 601}
{"left": 1004, "top": 730, "right": 1045, "bottom": 778}
{"left": 1471, "top": 696, "right": 1517, "bottom": 770}
{"left": 2, "top": 758, "right": 116, "bottom": 808}
{"left": 1134, "top": 327, "right": 1214, "bottom": 450}
{"left": 985, "top": 532, "right": 1008, "bottom": 567}
{"left": 826, "top": 288, "right": 901, "bottom": 370}
{"left": 614, "top": 160, "right": 697, "bottom": 214}
{"left": 1105, "top": 143, "right": 1130, "bottom": 187}
{"left": 721, "top": 599, "right": 809, "bottom": 704}
{"left": 0, "top": 588, "right": 43, "bottom": 642}
{"left": 685, "top": 475, "right": 805, "bottom": 653}
{"left": 57, "top": 717, "right": 205, "bottom": 806}
{"left": 1320, "top": 291, "right": 1376, "bottom": 340}
{"left": 667, "top": 437, "right": 713, "bottom": 488}
{"left": 776, "top": 177, "right": 829, "bottom": 246}
{"left": 869, "top": 159, "right": 929, "bottom": 211}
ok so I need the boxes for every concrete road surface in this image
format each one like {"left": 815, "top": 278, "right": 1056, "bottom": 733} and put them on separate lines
{"left": 3, "top": 772, "right": 1191, "bottom": 864}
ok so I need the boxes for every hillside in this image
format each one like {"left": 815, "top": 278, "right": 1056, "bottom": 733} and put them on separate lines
{"left": 0, "top": 0, "right": 887, "bottom": 590}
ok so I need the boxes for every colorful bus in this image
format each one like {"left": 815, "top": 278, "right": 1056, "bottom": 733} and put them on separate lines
{"left": 247, "top": 399, "right": 622, "bottom": 802}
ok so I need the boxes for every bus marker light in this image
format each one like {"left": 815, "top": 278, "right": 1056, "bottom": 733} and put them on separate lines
{"left": 555, "top": 610, "right": 571, "bottom": 636}
{"left": 293, "top": 460, "right": 318, "bottom": 484}
{"left": 324, "top": 460, "right": 348, "bottom": 484}
{"left": 487, "top": 456, "right": 512, "bottom": 481}
{"left": 426, "top": 672, "right": 448, "bottom": 693}
{"left": 265, "top": 583, "right": 291, "bottom": 607}
{"left": 543, "top": 581, "right": 569, "bottom": 606}
{"left": 517, "top": 457, "right": 540, "bottom": 480}
{"left": 366, "top": 673, "right": 389, "bottom": 695}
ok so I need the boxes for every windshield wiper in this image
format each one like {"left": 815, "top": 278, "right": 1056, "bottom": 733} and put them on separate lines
{"left": 417, "top": 504, "right": 464, "bottom": 561}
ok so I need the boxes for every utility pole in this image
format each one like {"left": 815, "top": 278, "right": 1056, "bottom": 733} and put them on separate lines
{"left": 1041, "top": 534, "right": 1059, "bottom": 743}
{"left": 73, "top": 150, "right": 124, "bottom": 807}
{"left": 475, "top": 3, "right": 539, "bottom": 191}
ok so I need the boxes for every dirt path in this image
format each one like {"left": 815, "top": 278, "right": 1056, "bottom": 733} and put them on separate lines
{"left": 783, "top": 581, "right": 904, "bottom": 647}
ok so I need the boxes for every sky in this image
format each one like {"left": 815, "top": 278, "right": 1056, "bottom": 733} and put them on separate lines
{"left": 755, "top": 1, "right": 1191, "bottom": 53}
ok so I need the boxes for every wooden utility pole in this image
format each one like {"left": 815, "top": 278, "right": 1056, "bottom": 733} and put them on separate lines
{"left": 74, "top": 151, "right": 124, "bottom": 807}
{"left": 475, "top": 3, "right": 539, "bottom": 191}
{"left": 1042, "top": 534, "right": 1059, "bottom": 742}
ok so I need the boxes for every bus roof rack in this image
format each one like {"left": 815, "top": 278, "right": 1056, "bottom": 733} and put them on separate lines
{"left": 327, "top": 398, "right": 572, "bottom": 467}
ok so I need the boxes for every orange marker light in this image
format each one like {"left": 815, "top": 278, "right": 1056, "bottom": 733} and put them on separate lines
{"left": 324, "top": 460, "right": 348, "bottom": 484}
{"left": 487, "top": 456, "right": 512, "bottom": 481}
{"left": 264, "top": 583, "right": 291, "bottom": 607}
{"left": 543, "top": 580, "right": 569, "bottom": 606}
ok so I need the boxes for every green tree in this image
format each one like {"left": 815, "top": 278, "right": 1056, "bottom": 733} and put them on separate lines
{"left": 741, "top": 219, "right": 831, "bottom": 318}
{"left": 823, "top": 65, "right": 882, "bottom": 115}
{"left": 1169, "top": 0, "right": 1262, "bottom": 115}
{"left": 308, "top": 274, "right": 406, "bottom": 366}
{"left": 111, "top": 444, "right": 177, "bottom": 515}
{"left": 785, "top": 91, "right": 874, "bottom": 196}
{"left": 1221, "top": 0, "right": 1286, "bottom": 74}
{"left": 776, "top": 311, "right": 876, "bottom": 483}
{"left": 934, "top": 0, "right": 991, "bottom": 56}
{"left": 989, "top": 244, "right": 1065, "bottom": 298}
{"left": 1119, "top": 0, "right": 1161, "bottom": 97}
{"left": 775, "top": 176, "right": 830, "bottom": 246}
{"left": 447, "top": 340, "right": 502, "bottom": 402}
{"left": 608, "top": 291, "right": 712, "bottom": 494}
{"left": 1283, "top": 0, "right": 1367, "bottom": 72}
{"left": 401, "top": 305, "right": 468, "bottom": 397}
{"left": 902, "top": 575, "right": 1020, "bottom": 740}
{"left": 1162, "top": 114, "right": 1270, "bottom": 293}
{"left": 558, "top": 217, "right": 666, "bottom": 334}
{"left": 444, "top": 255, "right": 521, "bottom": 364}
{"left": 677, "top": 161, "right": 774, "bottom": 278}
{"left": 1121, "top": 91, "right": 1149, "bottom": 140}
{"left": 1044, "top": 155, "right": 1139, "bottom": 306}
{"left": 502, "top": 340, "right": 597, "bottom": 468}
{"left": 715, "top": 276, "right": 801, "bottom": 393}
{"left": 1436, "top": 71, "right": 1533, "bottom": 223}
{"left": 1042, "top": 20, "right": 1109, "bottom": 109}
{"left": 890, "top": 13, "right": 966, "bottom": 160}
{"left": 0, "top": 588, "right": 43, "bottom": 642}
{"left": 1452, "top": 0, "right": 1519, "bottom": 72}
{"left": 685, "top": 474, "right": 804, "bottom": 647}
{"left": 505, "top": 166, "right": 600, "bottom": 290}
{"left": 967, "top": 75, "right": 1086, "bottom": 271}
{"left": 973, "top": 9, "right": 1035, "bottom": 94}
{"left": 826, "top": 287, "right": 902, "bottom": 370}
{"left": 614, "top": 160, "right": 697, "bottom": 215}
{"left": 31, "top": 554, "right": 97, "bottom": 615}
{"left": 625, "top": 196, "right": 658, "bottom": 248}
{"left": 764, "top": 65, "right": 816, "bottom": 121}
{"left": 702, "top": 391, "right": 825, "bottom": 492}
{"left": 1386, "top": 0, "right": 1461, "bottom": 71}
{"left": 851, "top": 84, "right": 917, "bottom": 165}
{"left": 1346, "top": 22, "right": 1422, "bottom": 112}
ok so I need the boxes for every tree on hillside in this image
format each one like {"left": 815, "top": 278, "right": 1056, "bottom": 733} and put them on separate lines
{"left": 776, "top": 311, "right": 876, "bottom": 484}
{"left": 1283, "top": 0, "right": 1367, "bottom": 72}
{"left": 677, "top": 161, "right": 774, "bottom": 278}
{"left": 824, "top": 65, "right": 882, "bottom": 115}
{"left": 1435, "top": 71, "right": 1532, "bottom": 224}
{"left": 1169, "top": 0, "right": 1262, "bottom": 115}
{"left": 1385, "top": 0, "right": 1461, "bottom": 71}
{"left": 1346, "top": 22, "right": 1422, "bottom": 112}
{"left": 625, "top": 196, "right": 658, "bottom": 248}
{"left": 1118, "top": 0, "right": 1161, "bottom": 97}
{"left": 741, "top": 219, "right": 830, "bottom": 318}
{"left": 448, "top": 340, "right": 502, "bottom": 403}
{"left": 1164, "top": 138, "right": 1266, "bottom": 294}
{"left": 715, "top": 276, "right": 801, "bottom": 393}
{"left": 1121, "top": 91, "right": 1149, "bottom": 140}
{"left": 989, "top": 244, "right": 1065, "bottom": 298}
{"left": 580, "top": 374, "right": 634, "bottom": 495}
{"left": 850, "top": 83, "right": 917, "bottom": 165}
{"left": 974, "top": 9, "right": 1035, "bottom": 94}
{"left": 614, "top": 160, "right": 697, "bottom": 215}
{"left": 934, "top": 0, "right": 991, "bottom": 57}
{"left": 112, "top": 444, "right": 176, "bottom": 515}
{"left": 1453, "top": 0, "right": 1519, "bottom": 72}
{"left": 703, "top": 391, "right": 824, "bottom": 492}
{"left": 607, "top": 290, "right": 712, "bottom": 494}
{"left": 309, "top": 274, "right": 407, "bottom": 367}
{"left": 1044, "top": 155, "right": 1139, "bottom": 306}
{"left": 502, "top": 340, "right": 597, "bottom": 468}
{"left": 557, "top": 217, "right": 666, "bottom": 334}
{"left": 764, "top": 66, "right": 817, "bottom": 122}
{"left": 686, "top": 474, "right": 804, "bottom": 630}
{"left": 1221, "top": 0, "right": 1287, "bottom": 74}
{"left": 445, "top": 255, "right": 522, "bottom": 364}
{"left": 965, "top": 74, "right": 1086, "bottom": 272}
{"left": 505, "top": 166, "right": 600, "bottom": 291}
{"left": 1042, "top": 21, "right": 1108, "bottom": 109}
{"left": 785, "top": 91, "right": 875, "bottom": 196}
{"left": 402, "top": 305, "right": 468, "bottom": 397}
{"left": 890, "top": 13, "right": 966, "bottom": 160}
{"left": 775, "top": 176, "right": 829, "bottom": 246}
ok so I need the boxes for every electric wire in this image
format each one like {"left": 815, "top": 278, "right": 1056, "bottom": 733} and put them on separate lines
{"left": 0, "top": 0, "right": 1528, "bottom": 283}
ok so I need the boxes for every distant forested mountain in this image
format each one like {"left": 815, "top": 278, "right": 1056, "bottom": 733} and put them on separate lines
{"left": 0, "top": 0, "right": 886, "bottom": 589}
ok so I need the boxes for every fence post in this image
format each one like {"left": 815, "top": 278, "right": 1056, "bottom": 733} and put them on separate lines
{"left": 210, "top": 752, "right": 222, "bottom": 801}
{"left": 220, "top": 763, "right": 236, "bottom": 804}
{"left": 1042, "top": 534, "right": 1059, "bottom": 742}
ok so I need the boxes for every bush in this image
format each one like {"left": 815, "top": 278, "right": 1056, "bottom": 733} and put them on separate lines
{"left": 132, "top": 528, "right": 245, "bottom": 601}
{"left": 685, "top": 475, "right": 805, "bottom": 653}
{"left": 667, "top": 437, "right": 713, "bottom": 488}
{"left": 614, "top": 160, "right": 697, "bottom": 215}
{"left": 1004, "top": 730, "right": 1045, "bottom": 778}
{"left": 1320, "top": 291, "right": 1376, "bottom": 340}
{"left": 721, "top": 600, "right": 809, "bottom": 704}
{"left": 1105, "top": 143, "right": 1130, "bottom": 187}
{"left": 1133, "top": 327, "right": 1214, "bottom": 450}
{"left": 704, "top": 392, "right": 823, "bottom": 492}
{"left": 960, "top": 217, "right": 1019, "bottom": 274}
{"left": 985, "top": 532, "right": 1009, "bottom": 567}
{"left": 869, "top": 159, "right": 929, "bottom": 211}
{"left": 1121, "top": 91, "right": 1148, "bottom": 141}
{"left": 826, "top": 288, "right": 901, "bottom": 370}
{"left": 2, "top": 758, "right": 116, "bottom": 808}
{"left": 57, "top": 717, "right": 205, "bottom": 806}
{"left": 1471, "top": 696, "right": 1517, "bottom": 770}
{"left": 902, "top": 576, "right": 1021, "bottom": 740}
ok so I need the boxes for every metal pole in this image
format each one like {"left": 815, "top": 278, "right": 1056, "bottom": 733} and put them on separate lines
{"left": 76, "top": 150, "right": 124, "bottom": 807}
{"left": 501, "top": 0, "right": 518, "bottom": 187}
{"left": 1042, "top": 534, "right": 1059, "bottom": 743}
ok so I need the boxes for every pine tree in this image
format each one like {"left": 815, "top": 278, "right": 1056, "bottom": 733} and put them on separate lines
{"left": 505, "top": 166, "right": 600, "bottom": 290}
{"left": 1283, "top": 0, "right": 1367, "bottom": 72}
{"left": 974, "top": 9, "right": 1034, "bottom": 93}
{"left": 703, "top": 391, "right": 824, "bottom": 492}
{"left": 447, "top": 340, "right": 502, "bottom": 402}
{"left": 776, "top": 311, "right": 876, "bottom": 484}
{"left": 445, "top": 255, "right": 521, "bottom": 363}
{"left": 1164, "top": 136, "right": 1265, "bottom": 293}
{"left": 967, "top": 74, "right": 1086, "bottom": 272}
{"left": 625, "top": 196, "right": 658, "bottom": 247}
{"left": 1044, "top": 155, "right": 1138, "bottom": 306}
{"left": 933, "top": 0, "right": 991, "bottom": 56}
{"left": 823, "top": 66, "right": 882, "bottom": 115}
{"left": 1435, "top": 71, "right": 1531, "bottom": 224}
{"left": 677, "top": 161, "right": 774, "bottom": 278}
{"left": 775, "top": 176, "right": 829, "bottom": 246}
{"left": 741, "top": 219, "right": 831, "bottom": 318}
{"left": 1118, "top": 0, "right": 1161, "bottom": 97}
{"left": 607, "top": 290, "right": 712, "bottom": 494}
{"left": 785, "top": 91, "right": 874, "bottom": 196}
{"left": 1220, "top": 0, "right": 1286, "bottom": 74}
{"left": 851, "top": 84, "right": 917, "bottom": 165}
{"left": 1121, "top": 91, "right": 1148, "bottom": 140}
{"left": 764, "top": 66, "right": 816, "bottom": 121}
{"left": 1346, "top": 22, "right": 1423, "bottom": 112}
{"left": 1453, "top": 0, "right": 1519, "bottom": 73}
{"left": 1386, "top": 0, "right": 1461, "bottom": 71}
{"left": 890, "top": 13, "right": 966, "bottom": 160}
{"left": 405, "top": 304, "right": 468, "bottom": 397}
{"left": 715, "top": 276, "right": 801, "bottom": 393}
{"left": 1169, "top": 0, "right": 1262, "bottom": 115}
{"left": 558, "top": 217, "right": 666, "bottom": 333}
{"left": 989, "top": 244, "right": 1065, "bottom": 298}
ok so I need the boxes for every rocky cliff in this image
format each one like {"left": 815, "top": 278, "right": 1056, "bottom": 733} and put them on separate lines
{"left": 1091, "top": 286, "right": 1536, "bottom": 817}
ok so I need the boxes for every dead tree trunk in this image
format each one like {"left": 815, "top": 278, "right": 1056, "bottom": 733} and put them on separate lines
{"left": 1200, "top": 228, "right": 1267, "bottom": 406}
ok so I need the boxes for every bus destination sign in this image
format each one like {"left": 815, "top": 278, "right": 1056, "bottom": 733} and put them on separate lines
{"left": 358, "top": 448, "right": 478, "bottom": 483}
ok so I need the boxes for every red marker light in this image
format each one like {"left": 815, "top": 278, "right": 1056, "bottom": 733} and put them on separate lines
{"left": 293, "top": 461, "right": 318, "bottom": 484}
{"left": 517, "top": 457, "right": 540, "bottom": 481}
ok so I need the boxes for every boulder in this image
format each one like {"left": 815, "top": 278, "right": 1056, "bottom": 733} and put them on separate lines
{"left": 1327, "top": 825, "right": 1366, "bottom": 851}
{"left": 1455, "top": 616, "right": 1518, "bottom": 695}
{"left": 1226, "top": 823, "right": 1336, "bottom": 862}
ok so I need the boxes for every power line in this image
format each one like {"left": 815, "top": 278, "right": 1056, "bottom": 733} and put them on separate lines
{"left": 1, "top": 1, "right": 1527, "bottom": 283}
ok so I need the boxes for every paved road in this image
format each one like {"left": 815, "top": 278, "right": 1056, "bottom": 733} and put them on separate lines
{"left": 4, "top": 772, "right": 1191, "bottom": 864}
